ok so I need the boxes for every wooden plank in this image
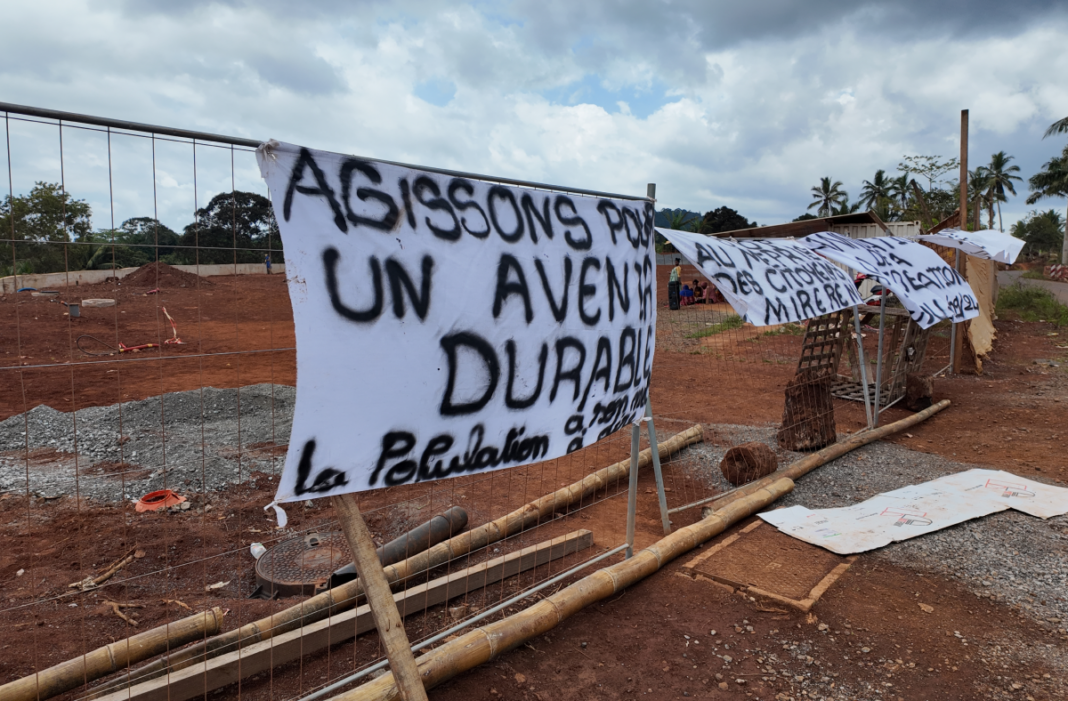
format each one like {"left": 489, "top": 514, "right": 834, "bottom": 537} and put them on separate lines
{"left": 92, "top": 530, "right": 593, "bottom": 701}
{"left": 332, "top": 494, "right": 427, "bottom": 701}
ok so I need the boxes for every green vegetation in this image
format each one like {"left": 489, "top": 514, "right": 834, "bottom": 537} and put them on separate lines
{"left": 761, "top": 322, "right": 805, "bottom": 337}
{"left": 996, "top": 284, "right": 1068, "bottom": 327}
{"left": 686, "top": 314, "right": 744, "bottom": 338}
{"left": 1011, "top": 209, "right": 1065, "bottom": 261}
{"left": 0, "top": 183, "right": 282, "bottom": 276}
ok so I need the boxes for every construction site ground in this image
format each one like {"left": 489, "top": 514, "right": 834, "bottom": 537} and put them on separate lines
{"left": 1, "top": 264, "right": 1066, "bottom": 701}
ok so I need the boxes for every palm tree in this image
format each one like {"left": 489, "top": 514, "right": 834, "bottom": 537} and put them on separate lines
{"left": 859, "top": 170, "right": 892, "bottom": 211}
{"left": 968, "top": 167, "right": 994, "bottom": 229}
{"left": 889, "top": 173, "right": 911, "bottom": 210}
{"left": 980, "top": 151, "right": 1022, "bottom": 231}
{"left": 832, "top": 196, "right": 862, "bottom": 216}
{"left": 1044, "top": 117, "right": 1068, "bottom": 139}
{"left": 1026, "top": 144, "right": 1068, "bottom": 264}
{"left": 808, "top": 177, "right": 848, "bottom": 217}
{"left": 665, "top": 209, "right": 696, "bottom": 230}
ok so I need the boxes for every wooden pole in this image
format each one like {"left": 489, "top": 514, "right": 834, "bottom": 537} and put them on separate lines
{"left": 0, "top": 608, "right": 224, "bottom": 701}
{"left": 90, "top": 531, "right": 593, "bottom": 701}
{"left": 332, "top": 494, "right": 428, "bottom": 701}
{"left": 335, "top": 403, "right": 954, "bottom": 701}
{"left": 952, "top": 109, "right": 969, "bottom": 373}
{"left": 88, "top": 424, "right": 703, "bottom": 700}
{"left": 334, "top": 478, "right": 796, "bottom": 701}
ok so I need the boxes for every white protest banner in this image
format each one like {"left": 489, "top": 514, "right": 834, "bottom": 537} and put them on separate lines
{"left": 917, "top": 228, "right": 1024, "bottom": 265}
{"left": 256, "top": 141, "right": 656, "bottom": 506}
{"left": 800, "top": 232, "right": 979, "bottom": 329}
{"left": 655, "top": 228, "right": 864, "bottom": 326}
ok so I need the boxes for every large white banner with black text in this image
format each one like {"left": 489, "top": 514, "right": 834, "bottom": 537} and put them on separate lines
{"left": 800, "top": 232, "right": 979, "bottom": 329}
{"left": 257, "top": 141, "right": 656, "bottom": 505}
{"left": 656, "top": 228, "right": 864, "bottom": 325}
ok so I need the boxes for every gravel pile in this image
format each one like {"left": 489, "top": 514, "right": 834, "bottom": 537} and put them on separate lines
{"left": 0, "top": 384, "right": 294, "bottom": 502}
{"left": 680, "top": 424, "right": 1068, "bottom": 631}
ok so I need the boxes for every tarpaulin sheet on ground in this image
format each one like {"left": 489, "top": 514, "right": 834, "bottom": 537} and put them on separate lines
{"left": 918, "top": 228, "right": 1025, "bottom": 265}
{"left": 257, "top": 141, "right": 656, "bottom": 509}
{"left": 800, "top": 231, "right": 980, "bottom": 329}
{"left": 760, "top": 469, "right": 1068, "bottom": 555}
{"left": 655, "top": 228, "right": 863, "bottom": 326}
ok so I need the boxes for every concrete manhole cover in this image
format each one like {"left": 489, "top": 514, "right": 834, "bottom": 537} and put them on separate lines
{"left": 682, "top": 520, "right": 855, "bottom": 611}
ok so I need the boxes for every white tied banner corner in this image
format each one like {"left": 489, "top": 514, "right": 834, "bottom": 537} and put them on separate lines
{"left": 656, "top": 228, "right": 864, "bottom": 326}
{"left": 800, "top": 231, "right": 979, "bottom": 329}
{"left": 258, "top": 142, "right": 657, "bottom": 503}
{"left": 917, "top": 228, "right": 1025, "bottom": 265}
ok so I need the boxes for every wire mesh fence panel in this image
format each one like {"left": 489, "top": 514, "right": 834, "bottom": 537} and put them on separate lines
{"left": 0, "top": 106, "right": 683, "bottom": 701}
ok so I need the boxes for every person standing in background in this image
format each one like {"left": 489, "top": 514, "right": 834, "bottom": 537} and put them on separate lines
{"left": 668, "top": 258, "right": 682, "bottom": 310}
{"left": 264, "top": 253, "right": 272, "bottom": 275}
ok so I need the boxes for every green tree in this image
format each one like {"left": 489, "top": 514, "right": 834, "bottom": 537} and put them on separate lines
{"left": 699, "top": 206, "right": 755, "bottom": 235}
{"left": 0, "top": 182, "right": 92, "bottom": 274}
{"left": 859, "top": 169, "right": 892, "bottom": 211}
{"left": 982, "top": 151, "right": 1022, "bottom": 232}
{"left": 889, "top": 173, "right": 912, "bottom": 210}
{"left": 1011, "top": 210, "right": 1065, "bottom": 260}
{"left": 83, "top": 218, "right": 180, "bottom": 270}
{"left": 808, "top": 177, "right": 848, "bottom": 217}
{"left": 897, "top": 155, "right": 959, "bottom": 191}
{"left": 832, "top": 196, "right": 862, "bottom": 216}
{"left": 1025, "top": 144, "right": 1068, "bottom": 264}
{"left": 1044, "top": 116, "right": 1068, "bottom": 139}
{"left": 967, "top": 167, "right": 995, "bottom": 230}
{"left": 171, "top": 191, "right": 281, "bottom": 265}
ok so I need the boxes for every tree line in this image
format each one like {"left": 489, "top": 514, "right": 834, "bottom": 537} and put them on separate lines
{"left": 804, "top": 115, "right": 1068, "bottom": 263}
{"left": 0, "top": 186, "right": 282, "bottom": 276}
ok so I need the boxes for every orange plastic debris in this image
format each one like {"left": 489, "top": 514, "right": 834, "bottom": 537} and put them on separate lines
{"left": 135, "top": 489, "right": 186, "bottom": 513}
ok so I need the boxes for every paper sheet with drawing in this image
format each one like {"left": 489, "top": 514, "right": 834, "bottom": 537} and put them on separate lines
{"left": 760, "top": 469, "right": 1068, "bottom": 555}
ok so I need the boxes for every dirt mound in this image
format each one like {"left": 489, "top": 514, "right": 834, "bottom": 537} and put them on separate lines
{"left": 121, "top": 261, "right": 211, "bottom": 289}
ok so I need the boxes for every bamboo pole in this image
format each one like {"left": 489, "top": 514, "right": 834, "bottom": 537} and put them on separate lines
{"left": 90, "top": 531, "right": 593, "bottom": 701}
{"left": 84, "top": 424, "right": 704, "bottom": 699}
{"left": 0, "top": 607, "right": 223, "bottom": 701}
{"left": 332, "top": 494, "right": 427, "bottom": 701}
{"left": 706, "top": 399, "right": 950, "bottom": 515}
{"left": 336, "top": 402, "right": 951, "bottom": 701}
{"left": 334, "top": 478, "right": 795, "bottom": 701}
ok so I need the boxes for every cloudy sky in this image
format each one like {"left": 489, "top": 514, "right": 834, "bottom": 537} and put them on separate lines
{"left": 2, "top": 0, "right": 1067, "bottom": 233}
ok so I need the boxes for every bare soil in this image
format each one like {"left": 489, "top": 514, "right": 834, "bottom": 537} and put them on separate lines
{"left": 0, "top": 264, "right": 1065, "bottom": 700}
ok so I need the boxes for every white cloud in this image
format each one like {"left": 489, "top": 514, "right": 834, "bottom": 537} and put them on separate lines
{"left": 0, "top": 0, "right": 1066, "bottom": 233}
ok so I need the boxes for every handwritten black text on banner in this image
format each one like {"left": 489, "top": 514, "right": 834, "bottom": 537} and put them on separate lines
{"left": 257, "top": 141, "right": 656, "bottom": 502}
{"left": 800, "top": 232, "right": 979, "bottom": 329}
{"left": 655, "top": 228, "right": 863, "bottom": 326}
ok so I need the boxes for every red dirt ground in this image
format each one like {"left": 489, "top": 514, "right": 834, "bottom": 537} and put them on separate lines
{"left": 1, "top": 264, "right": 1065, "bottom": 700}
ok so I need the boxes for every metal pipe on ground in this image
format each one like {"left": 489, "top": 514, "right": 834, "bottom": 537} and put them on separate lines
{"left": 0, "top": 608, "right": 224, "bottom": 701}
{"left": 332, "top": 478, "right": 796, "bottom": 701}
{"left": 79, "top": 424, "right": 704, "bottom": 700}
{"left": 333, "top": 402, "right": 950, "bottom": 701}
{"left": 319, "top": 506, "right": 469, "bottom": 592}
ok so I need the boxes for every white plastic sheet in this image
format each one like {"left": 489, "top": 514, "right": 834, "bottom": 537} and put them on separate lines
{"left": 917, "top": 228, "right": 1024, "bottom": 265}
{"left": 257, "top": 141, "right": 656, "bottom": 502}
{"left": 760, "top": 469, "right": 1068, "bottom": 555}
{"left": 800, "top": 231, "right": 979, "bottom": 329}
{"left": 655, "top": 228, "right": 863, "bottom": 326}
